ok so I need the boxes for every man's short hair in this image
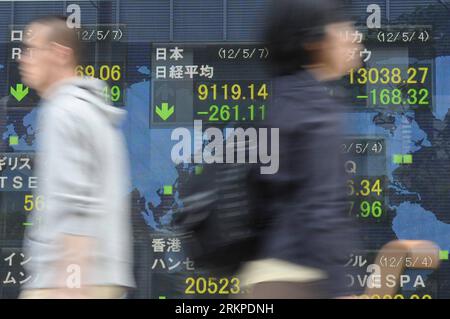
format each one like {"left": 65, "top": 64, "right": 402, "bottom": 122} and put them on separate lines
{"left": 30, "top": 15, "right": 83, "bottom": 64}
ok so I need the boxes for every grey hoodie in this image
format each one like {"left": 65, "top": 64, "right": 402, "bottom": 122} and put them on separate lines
{"left": 22, "top": 77, "right": 135, "bottom": 289}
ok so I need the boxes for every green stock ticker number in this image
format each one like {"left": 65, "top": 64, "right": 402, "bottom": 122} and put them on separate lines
{"left": 103, "top": 85, "right": 121, "bottom": 103}
{"left": 368, "top": 88, "right": 430, "bottom": 106}
{"left": 348, "top": 200, "right": 383, "bottom": 218}
{"left": 197, "top": 104, "right": 266, "bottom": 122}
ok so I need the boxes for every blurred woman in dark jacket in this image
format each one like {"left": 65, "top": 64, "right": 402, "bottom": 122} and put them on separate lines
{"left": 239, "top": 0, "right": 363, "bottom": 298}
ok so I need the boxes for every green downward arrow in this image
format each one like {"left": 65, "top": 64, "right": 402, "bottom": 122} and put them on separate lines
{"left": 155, "top": 102, "right": 175, "bottom": 121}
{"left": 10, "top": 84, "right": 29, "bottom": 102}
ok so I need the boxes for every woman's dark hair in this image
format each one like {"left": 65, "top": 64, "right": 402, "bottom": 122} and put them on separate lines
{"left": 265, "top": 0, "right": 347, "bottom": 75}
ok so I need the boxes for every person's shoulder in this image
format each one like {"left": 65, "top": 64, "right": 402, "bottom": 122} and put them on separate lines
{"left": 41, "top": 94, "right": 94, "bottom": 132}
{"left": 272, "top": 72, "right": 331, "bottom": 109}
{"left": 268, "top": 71, "right": 344, "bottom": 132}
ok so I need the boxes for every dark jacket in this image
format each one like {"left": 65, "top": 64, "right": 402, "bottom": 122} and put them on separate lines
{"left": 250, "top": 70, "right": 360, "bottom": 297}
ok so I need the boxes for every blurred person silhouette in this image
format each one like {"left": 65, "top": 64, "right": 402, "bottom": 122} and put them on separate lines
{"left": 236, "top": 0, "right": 363, "bottom": 298}
{"left": 18, "top": 16, "right": 134, "bottom": 298}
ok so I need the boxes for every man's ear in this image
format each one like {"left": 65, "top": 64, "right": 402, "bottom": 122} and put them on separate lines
{"left": 50, "top": 41, "right": 74, "bottom": 64}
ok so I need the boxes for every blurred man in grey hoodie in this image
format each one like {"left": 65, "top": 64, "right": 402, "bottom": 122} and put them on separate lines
{"left": 19, "top": 16, "right": 134, "bottom": 298}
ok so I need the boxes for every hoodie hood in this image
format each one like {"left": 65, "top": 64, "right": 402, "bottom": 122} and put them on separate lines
{"left": 45, "top": 76, "right": 126, "bottom": 127}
